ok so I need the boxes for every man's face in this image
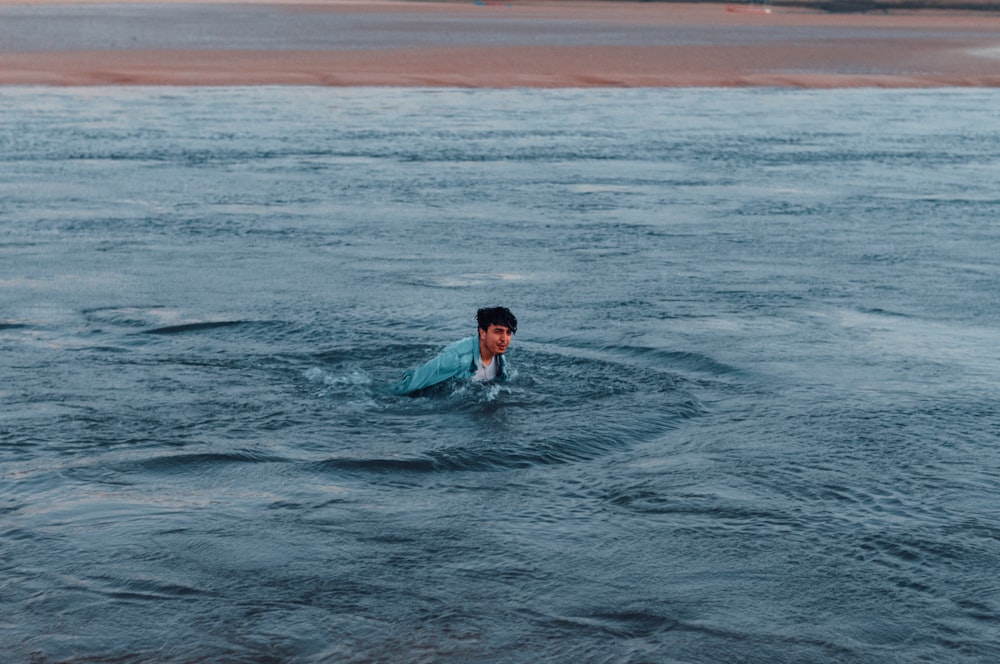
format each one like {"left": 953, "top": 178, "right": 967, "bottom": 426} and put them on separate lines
{"left": 479, "top": 323, "right": 514, "bottom": 357}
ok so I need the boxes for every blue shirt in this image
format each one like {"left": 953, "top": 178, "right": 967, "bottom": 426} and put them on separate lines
{"left": 389, "top": 335, "right": 510, "bottom": 395}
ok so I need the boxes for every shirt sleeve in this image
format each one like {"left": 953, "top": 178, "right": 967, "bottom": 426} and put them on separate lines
{"left": 389, "top": 344, "right": 470, "bottom": 395}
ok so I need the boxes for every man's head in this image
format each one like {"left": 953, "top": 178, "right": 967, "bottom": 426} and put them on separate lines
{"left": 477, "top": 307, "right": 517, "bottom": 335}
{"left": 477, "top": 306, "right": 517, "bottom": 360}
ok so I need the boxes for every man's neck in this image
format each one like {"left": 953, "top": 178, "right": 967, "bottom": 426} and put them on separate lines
{"left": 479, "top": 340, "right": 494, "bottom": 366}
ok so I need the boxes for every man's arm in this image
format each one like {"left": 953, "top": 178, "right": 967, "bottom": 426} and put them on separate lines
{"left": 389, "top": 342, "right": 471, "bottom": 395}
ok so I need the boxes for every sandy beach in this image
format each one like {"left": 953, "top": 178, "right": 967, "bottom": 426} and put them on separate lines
{"left": 1, "top": 0, "right": 999, "bottom": 87}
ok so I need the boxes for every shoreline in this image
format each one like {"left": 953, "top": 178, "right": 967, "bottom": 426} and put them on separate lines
{"left": 1, "top": 1, "right": 999, "bottom": 88}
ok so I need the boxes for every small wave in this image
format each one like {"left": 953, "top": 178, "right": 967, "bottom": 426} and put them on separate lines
{"left": 858, "top": 531, "right": 964, "bottom": 569}
{"left": 91, "top": 576, "right": 209, "bottom": 602}
{"left": 546, "top": 606, "right": 861, "bottom": 660}
{"left": 314, "top": 446, "right": 567, "bottom": 475}
{"left": 412, "top": 272, "right": 531, "bottom": 289}
{"left": 314, "top": 431, "right": 658, "bottom": 476}
{"left": 860, "top": 252, "right": 909, "bottom": 264}
{"left": 856, "top": 306, "right": 911, "bottom": 318}
{"left": 566, "top": 183, "right": 635, "bottom": 194}
{"left": 606, "top": 488, "right": 796, "bottom": 525}
{"left": 624, "top": 347, "right": 743, "bottom": 377}
{"left": 303, "top": 367, "right": 377, "bottom": 409}
{"left": 83, "top": 305, "right": 170, "bottom": 329}
{"left": 142, "top": 321, "right": 247, "bottom": 335}
{"left": 527, "top": 340, "right": 741, "bottom": 378}
{"left": 304, "top": 366, "right": 372, "bottom": 389}
{"left": 135, "top": 449, "right": 289, "bottom": 473}
{"left": 550, "top": 610, "right": 681, "bottom": 639}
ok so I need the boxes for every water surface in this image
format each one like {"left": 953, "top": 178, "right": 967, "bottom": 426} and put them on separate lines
{"left": 2, "top": 87, "right": 999, "bottom": 662}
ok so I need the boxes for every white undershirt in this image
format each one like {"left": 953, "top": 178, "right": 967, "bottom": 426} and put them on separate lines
{"left": 473, "top": 356, "right": 497, "bottom": 382}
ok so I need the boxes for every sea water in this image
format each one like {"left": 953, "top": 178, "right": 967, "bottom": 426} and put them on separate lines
{"left": 2, "top": 87, "right": 999, "bottom": 663}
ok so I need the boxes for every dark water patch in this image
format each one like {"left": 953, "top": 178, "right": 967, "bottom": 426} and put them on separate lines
{"left": 858, "top": 531, "right": 968, "bottom": 569}
{"left": 856, "top": 306, "right": 912, "bottom": 317}
{"left": 67, "top": 343, "right": 131, "bottom": 354}
{"left": 61, "top": 463, "right": 137, "bottom": 487}
{"left": 955, "top": 595, "right": 1000, "bottom": 624}
{"left": 735, "top": 200, "right": 832, "bottom": 218}
{"left": 316, "top": 456, "right": 440, "bottom": 475}
{"left": 860, "top": 252, "right": 911, "bottom": 265}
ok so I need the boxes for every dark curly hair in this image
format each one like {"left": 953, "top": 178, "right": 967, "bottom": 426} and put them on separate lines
{"left": 477, "top": 307, "right": 517, "bottom": 335}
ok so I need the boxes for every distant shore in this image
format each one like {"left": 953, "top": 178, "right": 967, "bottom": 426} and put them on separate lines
{"left": 1, "top": 0, "right": 999, "bottom": 87}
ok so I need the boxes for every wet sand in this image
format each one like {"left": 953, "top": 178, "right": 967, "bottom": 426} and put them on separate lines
{"left": 1, "top": 0, "right": 999, "bottom": 87}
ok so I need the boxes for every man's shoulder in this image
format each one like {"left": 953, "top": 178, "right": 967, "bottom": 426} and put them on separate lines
{"left": 441, "top": 336, "right": 478, "bottom": 355}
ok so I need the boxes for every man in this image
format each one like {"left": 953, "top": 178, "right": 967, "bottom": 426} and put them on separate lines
{"left": 389, "top": 306, "right": 518, "bottom": 395}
